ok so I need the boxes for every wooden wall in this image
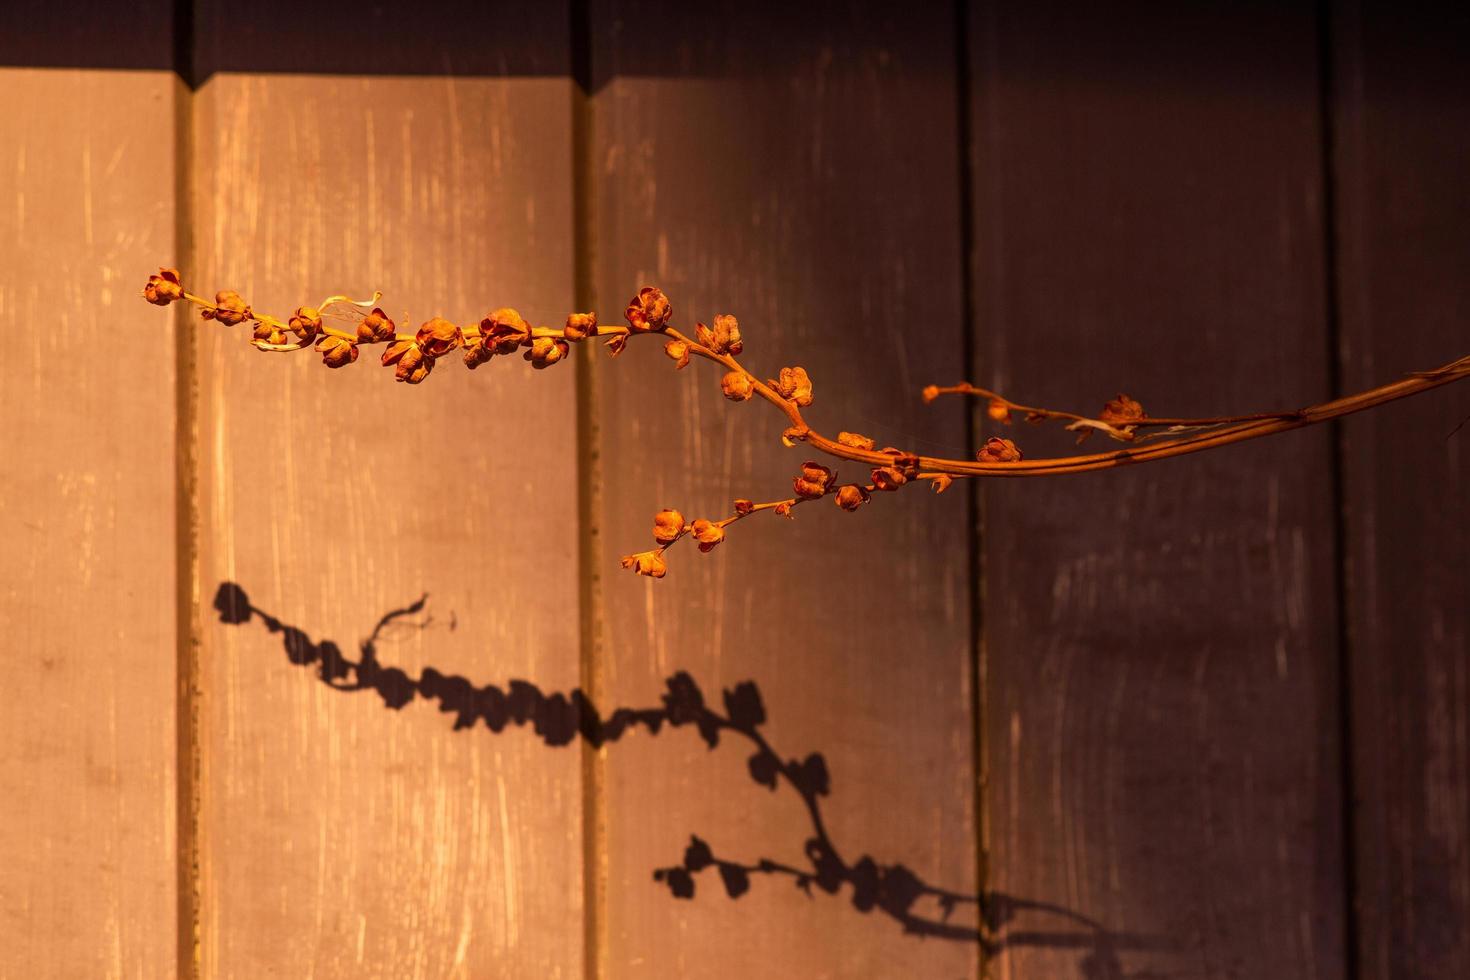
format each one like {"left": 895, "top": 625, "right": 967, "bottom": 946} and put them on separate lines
{"left": 1, "top": 1, "right": 1466, "bottom": 978}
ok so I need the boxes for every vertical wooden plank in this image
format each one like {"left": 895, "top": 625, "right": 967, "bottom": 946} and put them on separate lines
{"left": 591, "top": 3, "right": 979, "bottom": 977}
{"left": 0, "top": 59, "right": 178, "bottom": 980}
{"left": 1333, "top": 3, "right": 1470, "bottom": 977}
{"left": 969, "top": 3, "right": 1346, "bottom": 977}
{"left": 190, "top": 5, "right": 583, "bottom": 975}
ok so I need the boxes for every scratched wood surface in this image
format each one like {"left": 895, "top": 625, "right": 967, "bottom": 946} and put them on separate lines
{"left": 589, "top": 4, "right": 979, "bottom": 977}
{"left": 1333, "top": 3, "right": 1470, "bottom": 977}
{"left": 189, "top": 7, "right": 584, "bottom": 975}
{"left": 968, "top": 3, "right": 1346, "bottom": 977}
{"left": 0, "top": 67, "right": 179, "bottom": 977}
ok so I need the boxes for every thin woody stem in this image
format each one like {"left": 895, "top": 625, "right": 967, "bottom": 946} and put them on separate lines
{"left": 926, "top": 381, "right": 1305, "bottom": 428}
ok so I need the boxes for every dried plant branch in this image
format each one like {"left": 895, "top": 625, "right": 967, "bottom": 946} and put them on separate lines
{"left": 144, "top": 268, "right": 1469, "bottom": 578}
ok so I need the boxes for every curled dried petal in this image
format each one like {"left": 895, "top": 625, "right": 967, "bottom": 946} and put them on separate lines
{"left": 793, "top": 461, "right": 834, "bottom": 500}
{"left": 721, "top": 370, "right": 755, "bottom": 402}
{"left": 834, "top": 484, "right": 870, "bottom": 512}
{"left": 930, "top": 473, "right": 956, "bottom": 494}
{"left": 781, "top": 425, "right": 810, "bottom": 448}
{"left": 773, "top": 502, "right": 794, "bottom": 519}
{"left": 604, "top": 333, "right": 629, "bottom": 357}
{"left": 564, "top": 311, "right": 598, "bottom": 341}
{"left": 733, "top": 498, "right": 754, "bottom": 516}
{"left": 357, "top": 307, "right": 396, "bottom": 344}
{"left": 691, "top": 519, "right": 725, "bottom": 553}
{"left": 316, "top": 335, "right": 359, "bottom": 368}
{"left": 664, "top": 339, "right": 691, "bottom": 369}
{"left": 977, "top": 436, "right": 1022, "bottom": 463}
{"left": 143, "top": 268, "right": 183, "bottom": 306}
{"left": 653, "top": 509, "right": 686, "bottom": 545}
{"left": 837, "top": 431, "right": 876, "bottom": 451}
{"left": 524, "top": 337, "right": 570, "bottom": 369}
{"left": 1100, "top": 393, "right": 1145, "bottom": 425}
{"left": 415, "top": 317, "right": 463, "bottom": 357}
{"left": 621, "top": 551, "right": 668, "bottom": 579}
{"left": 289, "top": 306, "right": 323, "bottom": 342}
{"left": 987, "top": 398, "right": 1012, "bottom": 423}
{"left": 624, "top": 286, "right": 672, "bottom": 332}
{"left": 871, "top": 466, "right": 908, "bottom": 491}
{"left": 770, "top": 366, "right": 814, "bottom": 407}
{"left": 202, "top": 290, "right": 251, "bottom": 326}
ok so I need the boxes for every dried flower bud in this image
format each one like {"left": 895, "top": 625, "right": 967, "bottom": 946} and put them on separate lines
{"left": 316, "top": 335, "right": 359, "bottom": 368}
{"left": 773, "top": 502, "right": 794, "bottom": 519}
{"left": 721, "top": 370, "right": 755, "bottom": 402}
{"left": 624, "top": 286, "right": 672, "bottom": 332}
{"left": 653, "top": 509, "right": 686, "bottom": 545}
{"left": 357, "top": 307, "right": 396, "bottom": 344}
{"left": 289, "top": 306, "right": 323, "bottom": 342}
{"left": 871, "top": 466, "right": 908, "bottom": 491}
{"left": 252, "top": 321, "right": 290, "bottom": 346}
{"left": 931, "top": 473, "right": 956, "bottom": 493}
{"left": 921, "top": 385, "right": 940, "bottom": 403}
{"left": 691, "top": 519, "right": 726, "bottom": 553}
{"left": 837, "top": 431, "right": 876, "bottom": 451}
{"left": 382, "top": 340, "right": 433, "bottom": 384}
{"left": 793, "top": 461, "right": 834, "bottom": 499}
{"left": 880, "top": 448, "right": 921, "bottom": 479}
{"left": 664, "top": 340, "right": 691, "bottom": 369}
{"left": 708, "top": 314, "right": 743, "bottom": 355}
{"left": 143, "top": 268, "right": 183, "bottom": 306}
{"left": 415, "top": 317, "right": 463, "bottom": 357}
{"left": 770, "top": 366, "right": 814, "bottom": 407}
{"left": 977, "top": 436, "right": 1022, "bottom": 462}
{"left": 481, "top": 308, "right": 531, "bottom": 355}
{"left": 1100, "top": 393, "right": 1145, "bottom": 426}
{"left": 733, "top": 498, "right": 754, "bottom": 516}
{"left": 463, "top": 344, "right": 494, "bottom": 369}
{"left": 834, "top": 484, "right": 870, "bottom": 512}
{"left": 781, "top": 425, "right": 810, "bottom": 447}
{"left": 604, "top": 334, "right": 629, "bottom": 357}
{"left": 524, "top": 337, "right": 570, "bottom": 369}
{"left": 621, "top": 551, "right": 668, "bottom": 579}
{"left": 202, "top": 290, "right": 251, "bottom": 326}
{"left": 987, "top": 398, "right": 1012, "bottom": 423}
{"left": 564, "top": 311, "right": 598, "bottom": 341}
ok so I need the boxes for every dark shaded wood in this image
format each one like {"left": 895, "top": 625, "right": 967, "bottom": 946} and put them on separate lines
{"left": 590, "top": 2, "right": 979, "bottom": 976}
{"left": 0, "top": 65, "right": 179, "bottom": 976}
{"left": 1332, "top": 3, "right": 1470, "bottom": 978}
{"left": 968, "top": 3, "right": 1346, "bottom": 977}
{"left": 189, "top": 5, "right": 585, "bottom": 974}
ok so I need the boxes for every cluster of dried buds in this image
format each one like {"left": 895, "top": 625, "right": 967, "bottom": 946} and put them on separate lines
{"left": 145, "top": 267, "right": 1470, "bottom": 579}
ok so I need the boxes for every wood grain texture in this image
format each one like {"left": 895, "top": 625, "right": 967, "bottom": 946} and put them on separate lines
{"left": 190, "top": 18, "right": 584, "bottom": 975}
{"left": 1333, "top": 3, "right": 1470, "bottom": 977}
{"left": 968, "top": 3, "right": 1346, "bottom": 977}
{"left": 590, "top": 3, "right": 979, "bottom": 977}
{"left": 0, "top": 68, "right": 178, "bottom": 978}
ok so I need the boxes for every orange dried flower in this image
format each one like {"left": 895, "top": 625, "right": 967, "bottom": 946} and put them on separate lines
{"left": 415, "top": 317, "right": 463, "bottom": 357}
{"left": 696, "top": 314, "right": 743, "bottom": 355}
{"left": 316, "top": 335, "right": 359, "bottom": 368}
{"left": 252, "top": 321, "right": 290, "bottom": 346}
{"left": 653, "top": 509, "right": 686, "bottom": 545}
{"left": 793, "top": 461, "right": 834, "bottom": 499}
{"left": 143, "top": 268, "right": 183, "bottom": 305}
{"left": 624, "top": 286, "right": 672, "bottom": 332}
{"left": 773, "top": 502, "right": 794, "bottom": 519}
{"left": 524, "top": 337, "right": 569, "bottom": 369}
{"left": 838, "top": 431, "right": 876, "bottom": 451}
{"left": 733, "top": 498, "right": 754, "bottom": 516}
{"left": 834, "top": 484, "right": 870, "bottom": 511}
{"left": 1100, "top": 393, "right": 1145, "bottom": 425}
{"left": 770, "top": 366, "right": 814, "bottom": 407}
{"left": 987, "top": 398, "right": 1012, "bottom": 423}
{"left": 481, "top": 308, "right": 532, "bottom": 355}
{"left": 564, "top": 311, "right": 598, "bottom": 341}
{"left": 382, "top": 340, "right": 433, "bottom": 384}
{"left": 721, "top": 370, "right": 755, "bottom": 402}
{"left": 621, "top": 551, "right": 668, "bottom": 579}
{"left": 664, "top": 339, "right": 691, "bottom": 369}
{"left": 871, "top": 466, "right": 908, "bottom": 491}
{"left": 357, "top": 307, "right": 396, "bottom": 344}
{"left": 202, "top": 290, "right": 251, "bottom": 326}
{"left": 604, "top": 334, "right": 629, "bottom": 357}
{"left": 690, "top": 519, "right": 726, "bottom": 553}
{"left": 977, "top": 436, "right": 1022, "bottom": 462}
{"left": 289, "top": 306, "right": 322, "bottom": 342}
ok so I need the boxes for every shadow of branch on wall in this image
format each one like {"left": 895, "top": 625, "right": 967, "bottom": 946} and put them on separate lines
{"left": 213, "top": 580, "right": 1172, "bottom": 976}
